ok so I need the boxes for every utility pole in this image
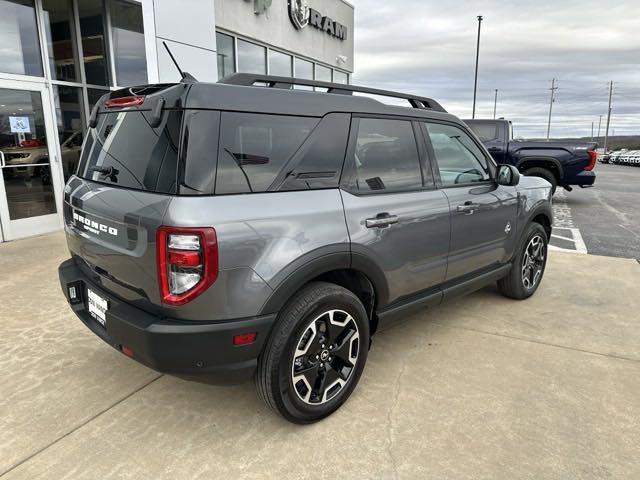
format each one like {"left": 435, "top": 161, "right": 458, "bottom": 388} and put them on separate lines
{"left": 591, "top": 122, "right": 594, "bottom": 141}
{"left": 546, "top": 78, "right": 558, "bottom": 140}
{"left": 597, "top": 115, "right": 602, "bottom": 140}
{"left": 493, "top": 89, "right": 498, "bottom": 119}
{"left": 603, "top": 81, "right": 613, "bottom": 154}
{"left": 472, "top": 15, "right": 483, "bottom": 119}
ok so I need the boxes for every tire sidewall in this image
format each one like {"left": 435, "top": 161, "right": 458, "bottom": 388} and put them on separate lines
{"left": 274, "top": 289, "right": 369, "bottom": 423}
{"left": 514, "top": 223, "right": 548, "bottom": 298}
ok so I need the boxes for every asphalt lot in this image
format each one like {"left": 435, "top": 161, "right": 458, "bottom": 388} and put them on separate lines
{"left": 550, "top": 163, "right": 640, "bottom": 259}
{"left": 1, "top": 232, "right": 639, "bottom": 479}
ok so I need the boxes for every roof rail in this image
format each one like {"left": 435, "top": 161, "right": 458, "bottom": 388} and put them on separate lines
{"left": 218, "top": 73, "right": 447, "bottom": 113}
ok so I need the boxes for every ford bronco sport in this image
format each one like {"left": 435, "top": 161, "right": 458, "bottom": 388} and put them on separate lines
{"left": 59, "top": 74, "right": 553, "bottom": 423}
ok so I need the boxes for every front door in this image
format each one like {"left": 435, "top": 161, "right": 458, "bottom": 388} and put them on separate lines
{"left": 0, "top": 80, "right": 63, "bottom": 241}
{"left": 422, "top": 121, "right": 519, "bottom": 281}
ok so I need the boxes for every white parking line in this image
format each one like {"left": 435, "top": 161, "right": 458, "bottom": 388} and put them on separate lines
{"left": 550, "top": 192, "right": 588, "bottom": 254}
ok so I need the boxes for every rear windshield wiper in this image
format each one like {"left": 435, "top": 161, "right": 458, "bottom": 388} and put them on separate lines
{"left": 90, "top": 165, "right": 119, "bottom": 181}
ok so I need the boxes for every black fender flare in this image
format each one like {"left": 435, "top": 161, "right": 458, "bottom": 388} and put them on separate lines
{"left": 522, "top": 202, "right": 553, "bottom": 243}
{"left": 258, "top": 247, "right": 390, "bottom": 316}
{"left": 516, "top": 156, "right": 564, "bottom": 180}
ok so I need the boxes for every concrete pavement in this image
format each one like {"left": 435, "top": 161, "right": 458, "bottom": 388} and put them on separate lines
{"left": 1, "top": 232, "right": 639, "bottom": 479}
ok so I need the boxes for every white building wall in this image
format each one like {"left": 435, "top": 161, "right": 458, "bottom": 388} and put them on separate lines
{"left": 142, "top": 0, "right": 219, "bottom": 83}
{"left": 215, "top": 0, "right": 354, "bottom": 73}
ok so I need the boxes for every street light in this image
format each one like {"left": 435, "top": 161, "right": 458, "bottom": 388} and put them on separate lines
{"left": 472, "top": 15, "right": 483, "bottom": 119}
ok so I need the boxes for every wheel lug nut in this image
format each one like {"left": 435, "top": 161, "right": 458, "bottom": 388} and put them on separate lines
{"left": 329, "top": 345, "right": 333, "bottom": 350}
{"left": 321, "top": 344, "right": 326, "bottom": 348}
{"left": 315, "top": 355, "right": 319, "bottom": 360}
{"left": 320, "top": 363, "right": 324, "bottom": 368}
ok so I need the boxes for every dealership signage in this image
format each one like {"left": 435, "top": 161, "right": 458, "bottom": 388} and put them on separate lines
{"left": 288, "top": 0, "right": 347, "bottom": 41}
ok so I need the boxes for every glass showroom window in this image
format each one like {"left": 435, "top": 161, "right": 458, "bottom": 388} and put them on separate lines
{"left": 269, "top": 50, "right": 292, "bottom": 77}
{"left": 315, "top": 64, "right": 331, "bottom": 83}
{"left": 237, "top": 39, "right": 266, "bottom": 74}
{"left": 216, "top": 32, "right": 235, "bottom": 80}
{"left": 78, "top": 0, "right": 110, "bottom": 85}
{"left": 333, "top": 70, "right": 348, "bottom": 85}
{"left": 0, "top": 0, "right": 43, "bottom": 77}
{"left": 294, "top": 58, "right": 313, "bottom": 80}
{"left": 109, "top": 0, "right": 147, "bottom": 86}
{"left": 42, "top": 0, "right": 79, "bottom": 82}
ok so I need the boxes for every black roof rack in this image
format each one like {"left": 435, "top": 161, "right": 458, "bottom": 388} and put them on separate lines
{"left": 219, "top": 73, "right": 447, "bottom": 113}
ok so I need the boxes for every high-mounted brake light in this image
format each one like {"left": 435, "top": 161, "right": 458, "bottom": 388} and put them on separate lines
{"left": 104, "top": 95, "right": 145, "bottom": 108}
{"left": 156, "top": 226, "right": 218, "bottom": 305}
{"left": 585, "top": 149, "right": 597, "bottom": 171}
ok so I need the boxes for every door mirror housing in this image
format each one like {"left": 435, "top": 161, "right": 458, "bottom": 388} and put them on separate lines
{"left": 496, "top": 164, "right": 520, "bottom": 186}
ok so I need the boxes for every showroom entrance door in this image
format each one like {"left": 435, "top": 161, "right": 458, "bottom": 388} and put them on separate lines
{"left": 0, "top": 80, "right": 63, "bottom": 241}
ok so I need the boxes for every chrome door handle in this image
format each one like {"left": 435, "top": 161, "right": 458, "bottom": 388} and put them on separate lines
{"left": 457, "top": 203, "right": 479, "bottom": 215}
{"left": 0, "top": 151, "right": 5, "bottom": 167}
{"left": 365, "top": 214, "right": 399, "bottom": 228}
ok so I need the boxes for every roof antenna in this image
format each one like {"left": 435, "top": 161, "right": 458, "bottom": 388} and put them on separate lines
{"left": 162, "top": 41, "right": 197, "bottom": 83}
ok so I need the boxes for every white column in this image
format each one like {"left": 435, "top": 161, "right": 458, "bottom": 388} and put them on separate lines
{"left": 142, "top": 0, "right": 218, "bottom": 83}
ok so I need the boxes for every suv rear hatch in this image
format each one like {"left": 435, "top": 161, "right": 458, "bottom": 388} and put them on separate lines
{"left": 64, "top": 83, "right": 187, "bottom": 316}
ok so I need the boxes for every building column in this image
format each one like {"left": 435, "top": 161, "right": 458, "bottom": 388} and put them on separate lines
{"left": 142, "top": 0, "right": 218, "bottom": 83}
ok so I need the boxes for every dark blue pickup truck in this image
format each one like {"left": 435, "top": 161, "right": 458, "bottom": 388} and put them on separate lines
{"left": 465, "top": 119, "right": 597, "bottom": 194}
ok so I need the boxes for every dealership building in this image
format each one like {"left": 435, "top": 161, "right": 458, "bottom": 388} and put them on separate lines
{"left": 0, "top": 0, "right": 354, "bottom": 241}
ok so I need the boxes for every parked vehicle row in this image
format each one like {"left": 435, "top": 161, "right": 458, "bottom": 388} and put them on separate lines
{"left": 609, "top": 150, "right": 640, "bottom": 166}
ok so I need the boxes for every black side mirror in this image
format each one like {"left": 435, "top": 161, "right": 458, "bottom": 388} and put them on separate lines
{"left": 496, "top": 164, "right": 520, "bottom": 186}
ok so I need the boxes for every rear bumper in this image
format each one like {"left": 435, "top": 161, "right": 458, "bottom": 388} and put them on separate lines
{"left": 563, "top": 170, "right": 596, "bottom": 187}
{"left": 58, "top": 258, "right": 276, "bottom": 385}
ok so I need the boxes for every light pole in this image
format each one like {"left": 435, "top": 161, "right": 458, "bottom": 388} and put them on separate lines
{"left": 472, "top": 15, "right": 483, "bottom": 119}
{"left": 493, "top": 89, "right": 498, "bottom": 119}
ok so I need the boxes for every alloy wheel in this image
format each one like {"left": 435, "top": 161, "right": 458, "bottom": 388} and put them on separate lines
{"left": 522, "top": 234, "right": 546, "bottom": 290}
{"left": 291, "top": 309, "right": 360, "bottom": 405}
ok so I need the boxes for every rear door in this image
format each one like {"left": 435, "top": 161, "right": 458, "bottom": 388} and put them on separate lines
{"left": 466, "top": 120, "right": 507, "bottom": 163}
{"left": 341, "top": 116, "right": 450, "bottom": 307}
{"left": 422, "top": 121, "right": 518, "bottom": 282}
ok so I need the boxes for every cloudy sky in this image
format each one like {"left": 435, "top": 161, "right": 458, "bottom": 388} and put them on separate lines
{"left": 350, "top": 0, "right": 640, "bottom": 138}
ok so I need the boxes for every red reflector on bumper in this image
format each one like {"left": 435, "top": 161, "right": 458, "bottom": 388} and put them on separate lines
{"left": 233, "top": 332, "right": 257, "bottom": 346}
{"left": 121, "top": 345, "right": 134, "bottom": 358}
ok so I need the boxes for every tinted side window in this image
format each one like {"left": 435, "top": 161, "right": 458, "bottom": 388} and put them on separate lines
{"left": 278, "top": 113, "right": 350, "bottom": 191}
{"left": 349, "top": 118, "right": 422, "bottom": 193}
{"left": 425, "top": 123, "right": 491, "bottom": 186}
{"left": 216, "top": 113, "right": 318, "bottom": 194}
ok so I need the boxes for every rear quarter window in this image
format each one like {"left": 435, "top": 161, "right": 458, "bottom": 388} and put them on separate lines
{"left": 215, "top": 113, "right": 319, "bottom": 194}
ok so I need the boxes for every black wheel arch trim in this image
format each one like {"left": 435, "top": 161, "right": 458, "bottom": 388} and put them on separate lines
{"left": 517, "top": 156, "right": 564, "bottom": 179}
{"left": 258, "top": 247, "right": 390, "bottom": 316}
{"left": 523, "top": 203, "right": 553, "bottom": 242}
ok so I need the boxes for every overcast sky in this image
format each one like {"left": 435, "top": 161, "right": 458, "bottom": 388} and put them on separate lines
{"left": 350, "top": 0, "right": 640, "bottom": 138}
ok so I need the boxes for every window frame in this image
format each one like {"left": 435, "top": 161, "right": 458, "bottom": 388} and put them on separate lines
{"left": 340, "top": 114, "right": 437, "bottom": 197}
{"left": 418, "top": 120, "right": 497, "bottom": 190}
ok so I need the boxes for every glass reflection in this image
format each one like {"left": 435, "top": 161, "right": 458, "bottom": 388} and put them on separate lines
{"left": 42, "top": 0, "right": 79, "bottom": 81}
{"left": 0, "top": 88, "right": 56, "bottom": 220}
{"left": 0, "top": 0, "right": 43, "bottom": 76}
{"left": 78, "top": 0, "right": 109, "bottom": 85}
{"left": 110, "top": 0, "right": 147, "bottom": 86}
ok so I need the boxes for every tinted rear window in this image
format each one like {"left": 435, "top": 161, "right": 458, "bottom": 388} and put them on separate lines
{"left": 77, "top": 109, "right": 182, "bottom": 194}
{"left": 466, "top": 122, "right": 498, "bottom": 142}
{"left": 215, "top": 113, "right": 319, "bottom": 194}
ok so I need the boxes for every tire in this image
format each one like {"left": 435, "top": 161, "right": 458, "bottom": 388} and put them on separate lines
{"left": 256, "top": 282, "right": 369, "bottom": 424}
{"left": 523, "top": 167, "right": 557, "bottom": 195}
{"left": 498, "top": 222, "right": 548, "bottom": 300}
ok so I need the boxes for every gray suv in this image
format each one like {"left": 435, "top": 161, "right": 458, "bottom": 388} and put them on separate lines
{"left": 58, "top": 74, "right": 552, "bottom": 423}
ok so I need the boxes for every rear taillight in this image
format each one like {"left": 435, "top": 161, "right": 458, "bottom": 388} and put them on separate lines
{"left": 585, "top": 149, "right": 597, "bottom": 171}
{"left": 156, "top": 226, "right": 218, "bottom": 305}
{"left": 104, "top": 95, "right": 145, "bottom": 108}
